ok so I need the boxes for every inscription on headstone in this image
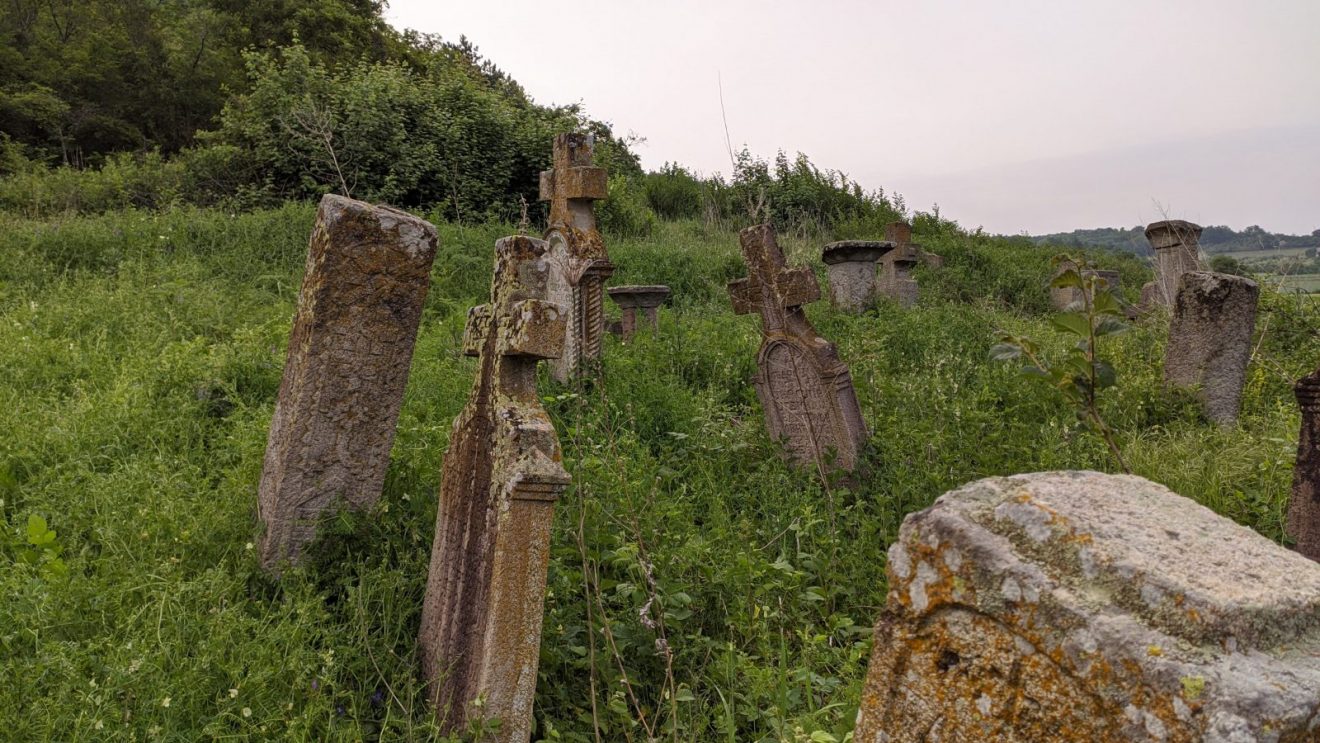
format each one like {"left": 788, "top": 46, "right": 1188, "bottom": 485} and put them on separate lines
{"left": 821, "top": 240, "right": 892, "bottom": 313}
{"left": 257, "top": 195, "right": 438, "bottom": 570}
{"left": 1164, "top": 271, "right": 1258, "bottom": 425}
{"left": 606, "top": 285, "right": 670, "bottom": 340}
{"left": 418, "top": 235, "right": 569, "bottom": 741}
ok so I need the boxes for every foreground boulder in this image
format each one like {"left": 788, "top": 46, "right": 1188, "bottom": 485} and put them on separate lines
{"left": 856, "top": 471, "right": 1320, "bottom": 742}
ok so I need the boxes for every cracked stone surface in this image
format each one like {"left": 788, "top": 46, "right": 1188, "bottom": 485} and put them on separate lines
{"left": 1163, "top": 272, "right": 1259, "bottom": 425}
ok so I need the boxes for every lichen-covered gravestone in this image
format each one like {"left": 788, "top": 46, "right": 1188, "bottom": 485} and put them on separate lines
{"left": 822, "top": 240, "right": 892, "bottom": 313}
{"left": 418, "top": 235, "right": 569, "bottom": 741}
{"left": 881, "top": 221, "right": 921, "bottom": 307}
{"left": 856, "top": 471, "right": 1320, "bottom": 742}
{"left": 540, "top": 132, "right": 614, "bottom": 382}
{"left": 1288, "top": 368, "right": 1320, "bottom": 562}
{"left": 1144, "top": 219, "right": 1204, "bottom": 307}
{"left": 1164, "top": 271, "right": 1259, "bottom": 425}
{"left": 728, "top": 224, "right": 868, "bottom": 474}
{"left": 257, "top": 195, "right": 438, "bottom": 570}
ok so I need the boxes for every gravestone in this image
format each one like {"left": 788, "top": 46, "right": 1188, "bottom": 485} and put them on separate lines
{"left": 418, "top": 235, "right": 570, "bottom": 741}
{"left": 257, "top": 195, "right": 438, "bottom": 570}
{"left": 1145, "top": 219, "right": 1203, "bottom": 306}
{"left": 1049, "top": 260, "right": 1122, "bottom": 311}
{"left": 728, "top": 224, "right": 868, "bottom": 474}
{"left": 821, "top": 240, "right": 893, "bottom": 313}
{"left": 856, "top": 471, "right": 1320, "bottom": 742}
{"left": 606, "top": 285, "right": 670, "bottom": 340}
{"left": 1164, "top": 271, "right": 1258, "bottom": 425}
{"left": 881, "top": 221, "right": 921, "bottom": 307}
{"left": 539, "top": 132, "right": 614, "bottom": 382}
{"left": 1288, "top": 368, "right": 1320, "bottom": 561}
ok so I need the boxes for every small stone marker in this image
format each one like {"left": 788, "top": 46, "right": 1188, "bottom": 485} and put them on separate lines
{"left": 418, "top": 235, "right": 569, "bottom": 741}
{"left": 856, "top": 471, "right": 1320, "bottom": 742}
{"left": 1145, "top": 219, "right": 1204, "bottom": 306}
{"left": 728, "top": 224, "right": 868, "bottom": 473}
{"left": 257, "top": 195, "right": 438, "bottom": 570}
{"left": 606, "top": 285, "right": 670, "bottom": 340}
{"left": 1049, "top": 260, "right": 1122, "bottom": 311}
{"left": 539, "top": 132, "right": 614, "bottom": 382}
{"left": 821, "top": 240, "right": 893, "bottom": 313}
{"left": 1288, "top": 368, "right": 1320, "bottom": 561}
{"left": 1164, "top": 271, "right": 1258, "bottom": 425}
{"left": 881, "top": 221, "right": 921, "bottom": 307}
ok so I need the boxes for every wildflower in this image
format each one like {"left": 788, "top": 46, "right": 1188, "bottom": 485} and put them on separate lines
{"left": 245, "top": 542, "right": 254, "bottom": 550}
{"left": 242, "top": 707, "right": 252, "bottom": 718}
{"left": 228, "top": 688, "right": 239, "bottom": 698}
{"left": 161, "top": 697, "right": 171, "bottom": 708}
{"left": 94, "top": 721, "right": 104, "bottom": 731}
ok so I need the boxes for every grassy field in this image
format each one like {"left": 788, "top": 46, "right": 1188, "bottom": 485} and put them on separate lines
{"left": 2, "top": 207, "right": 1318, "bottom": 741}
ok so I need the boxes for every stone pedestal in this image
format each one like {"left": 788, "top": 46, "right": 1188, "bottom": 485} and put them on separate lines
{"left": 257, "top": 195, "right": 438, "bottom": 570}
{"left": 1049, "top": 262, "right": 1122, "bottom": 311}
{"left": 1145, "top": 220, "right": 1203, "bottom": 307}
{"left": 1164, "top": 271, "right": 1259, "bottom": 425}
{"left": 822, "top": 240, "right": 893, "bottom": 313}
{"left": 418, "top": 235, "right": 570, "bottom": 741}
{"left": 856, "top": 471, "right": 1320, "bottom": 742}
{"left": 607, "top": 285, "right": 670, "bottom": 340}
{"left": 1288, "top": 370, "right": 1320, "bottom": 561}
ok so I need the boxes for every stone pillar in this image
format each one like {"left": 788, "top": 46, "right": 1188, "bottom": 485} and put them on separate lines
{"left": 1288, "top": 369, "right": 1320, "bottom": 561}
{"left": 728, "top": 224, "right": 869, "bottom": 474}
{"left": 856, "top": 471, "right": 1320, "bottom": 742}
{"left": 606, "top": 285, "right": 670, "bottom": 340}
{"left": 1049, "top": 261, "right": 1122, "bottom": 311}
{"left": 1145, "top": 219, "right": 1203, "bottom": 306}
{"left": 881, "top": 221, "right": 921, "bottom": 307}
{"left": 257, "top": 195, "right": 438, "bottom": 571}
{"left": 821, "top": 240, "right": 892, "bottom": 313}
{"left": 539, "top": 132, "right": 614, "bottom": 383}
{"left": 1163, "top": 271, "right": 1259, "bottom": 425}
{"left": 418, "top": 235, "right": 569, "bottom": 742}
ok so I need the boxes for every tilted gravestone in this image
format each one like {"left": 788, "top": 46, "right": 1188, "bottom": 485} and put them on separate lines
{"left": 539, "top": 132, "right": 614, "bottom": 382}
{"left": 821, "top": 240, "right": 892, "bottom": 313}
{"left": 1164, "top": 271, "right": 1258, "bottom": 425}
{"left": 1288, "top": 368, "right": 1320, "bottom": 561}
{"left": 257, "top": 195, "right": 438, "bottom": 570}
{"left": 728, "top": 224, "right": 868, "bottom": 474}
{"left": 881, "top": 221, "right": 921, "bottom": 307}
{"left": 606, "top": 284, "right": 669, "bottom": 341}
{"left": 1143, "top": 219, "right": 1204, "bottom": 307}
{"left": 418, "top": 235, "right": 570, "bottom": 741}
{"left": 856, "top": 471, "right": 1320, "bottom": 742}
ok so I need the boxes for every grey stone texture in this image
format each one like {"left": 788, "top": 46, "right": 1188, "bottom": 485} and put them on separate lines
{"left": 822, "top": 240, "right": 893, "bottom": 313}
{"left": 856, "top": 471, "right": 1320, "bottom": 743}
{"left": 257, "top": 194, "right": 438, "bottom": 570}
{"left": 1146, "top": 220, "right": 1204, "bottom": 307}
{"left": 1288, "top": 368, "right": 1320, "bottom": 562}
{"left": 606, "top": 284, "right": 669, "bottom": 340}
{"left": 1163, "top": 271, "right": 1259, "bottom": 425}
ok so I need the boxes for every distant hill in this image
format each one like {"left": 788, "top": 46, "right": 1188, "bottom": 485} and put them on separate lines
{"left": 1032, "top": 225, "right": 1320, "bottom": 255}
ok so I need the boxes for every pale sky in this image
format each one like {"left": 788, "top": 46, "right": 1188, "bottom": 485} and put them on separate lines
{"left": 385, "top": 1, "right": 1320, "bottom": 235}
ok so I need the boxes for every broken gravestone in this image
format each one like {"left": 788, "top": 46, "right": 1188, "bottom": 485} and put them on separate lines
{"left": 1143, "top": 219, "right": 1204, "bottom": 308}
{"left": 822, "top": 240, "right": 893, "bottom": 313}
{"left": 257, "top": 194, "right": 438, "bottom": 570}
{"left": 728, "top": 224, "right": 869, "bottom": 474}
{"left": 881, "top": 221, "right": 921, "bottom": 307}
{"left": 1049, "top": 260, "right": 1122, "bottom": 311}
{"left": 1288, "top": 368, "right": 1320, "bottom": 562}
{"left": 856, "top": 471, "right": 1320, "bottom": 742}
{"left": 539, "top": 132, "right": 614, "bottom": 382}
{"left": 418, "top": 235, "right": 569, "bottom": 742}
{"left": 607, "top": 285, "right": 670, "bottom": 341}
{"left": 1164, "top": 271, "right": 1259, "bottom": 425}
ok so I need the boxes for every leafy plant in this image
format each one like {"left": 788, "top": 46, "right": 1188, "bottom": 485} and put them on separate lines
{"left": 15, "top": 514, "right": 67, "bottom": 582}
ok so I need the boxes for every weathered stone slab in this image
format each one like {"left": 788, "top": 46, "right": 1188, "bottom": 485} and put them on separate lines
{"left": 1146, "top": 220, "right": 1204, "bottom": 307}
{"left": 607, "top": 284, "right": 669, "bottom": 340}
{"left": 1288, "top": 369, "right": 1320, "bottom": 562}
{"left": 856, "top": 471, "right": 1320, "bottom": 742}
{"left": 822, "top": 240, "right": 893, "bottom": 313}
{"left": 1049, "top": 260, "right": 1122, "bottom": 311}
{"left": 418, "top": 235, "right": 569, "bottom": 741}
{"left": 257, "top": 194, "right": 438, "bottom": 570}
{"left": 1164, "top": 271, "right": 1259, "bottom": 425}
{"left": 729, "top": 224, "right": 868, "bottom": 474}
{"left": 540, "top": 132, "right": 614, "bottom": 382}
{"left": 881, "top": 221, "right": 921, "bottom": 307}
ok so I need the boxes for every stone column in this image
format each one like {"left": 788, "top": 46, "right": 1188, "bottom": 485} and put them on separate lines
{"left": 821, "top": 240, "right": 892, "bottom": 313}
{"left": 1145, "top": 219, "right": 1203, "bottom": 306}
{"left": 1288, "top": 369, "right": 1320, "bottom": 561}
{"left": 856, "top": 471, "right": 1320, "bottom": 742}
{"left": 606, "top": 285, "right": 670, "bottom": 340}
{"left": 257, "top": 195, "right": 438, "bottom": 571}
{"left": 1163, "top": 271, "right": 1259, "bottom": 425}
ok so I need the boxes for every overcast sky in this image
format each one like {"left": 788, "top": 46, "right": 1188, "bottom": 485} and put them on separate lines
{"left": 385, "top": 0, "right": 1320, "bottom": 235}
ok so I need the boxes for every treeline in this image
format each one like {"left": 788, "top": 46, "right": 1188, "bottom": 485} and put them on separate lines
{"left": 1034, "top": 225, "right": 1320, "bottom": 255}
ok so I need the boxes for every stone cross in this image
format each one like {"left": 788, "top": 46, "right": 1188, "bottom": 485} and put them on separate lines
{"left": 418, "top": 235, "right": 570, "bottom": 741}
{"left": 539, "top": 132, "right": 614, "bottom": 382}
{"left": 880, "top": 221, "right": 920, "bottom": 307}
{"left": 728, "top": 224, "right": 868, "bottom": 474}
{"left": 821, "top": 241, "right": 892, "bottom": 313}
{"left": 257, "top": 194, "right": 438, "bottom": 571}
{"left": 607, "top": 285, "right": 670, "bottom": 340}
{"left": 1287, "top": 369, "right": 1320, "bottom": 561}
{"left": 1143, "top": 219, "right": 1204, "bottom": 306}
{"left": 857, "top": 471, "right": 1320, "bottom": 741}
{"left": 1163, "top": 271, "right": 1258, "bottom": 425}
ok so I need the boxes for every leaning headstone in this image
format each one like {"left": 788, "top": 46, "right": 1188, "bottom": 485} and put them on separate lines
{"left": 856, "top": 471, "right": 1320, "bottom": 742}
{"left": 1164, "top": 271, "right": 1259, "bottom": 425}
{"left": 1145, "top": 219, "right": 1203, "bottom": 306}
{"left": 257, "top": 195, "right": 438, "bottom": 570}
{"left": 539, "top": 132, "right": 614, "bottom": 382}
{"left": 607, "top": 285, "right": 670, "bottom": 340}
{"left": 1287, "top": 368, "right": 1320, "bottom": 561}
{"left": 1049, "top": 260, "right": 1122, "bottom": 311}
{"left": 822, "top": 240, "right": 893, "bottom": 313}
{"left": 728, "top": 224, "right": 868, "bottom": 473}
{"left": 880, "top": 221, "right": 920, "bottom": 307}
{"left": 418, "top": 235, "right": 569, "bottom": 741}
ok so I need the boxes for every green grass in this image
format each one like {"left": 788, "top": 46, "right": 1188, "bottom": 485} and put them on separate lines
{"left": 2, "top": 208, "right": 1318, "bottom": 741}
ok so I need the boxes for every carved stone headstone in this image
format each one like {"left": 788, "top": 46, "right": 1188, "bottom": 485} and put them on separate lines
{"left": 257, "top": 195, "right": 438, "bottom": 570}
{"left": 1287, "top": 369, "right": 1320, "bottom": 561}
{"left": 606, "top": 284, "right": 669, "bottom": 340}
{"left": 418, "top": 235, "right": 570, "bottom": 740}
{"left": 1145, "top": 219, "right": 1203, "bottom": 306}
{"left": 728, "top": 224, "right": 868, "bottom": 473}
{"left": 821, "top": 240, "right": 893, "bottom": 313}
{"left": 1049, "top": 260, "right": 1122, "bottom": 311}
{"left": 881, "top": 221, "right": 921, "bottom": 307}
{"left": 539, "top": 132, "right": 614, "bottom": 382}
{"left": 1163, "top": 271, "right": 1258, "bottom": 425}
{"left": 856, "top": 471, "right": 1320, "bottom": 742}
